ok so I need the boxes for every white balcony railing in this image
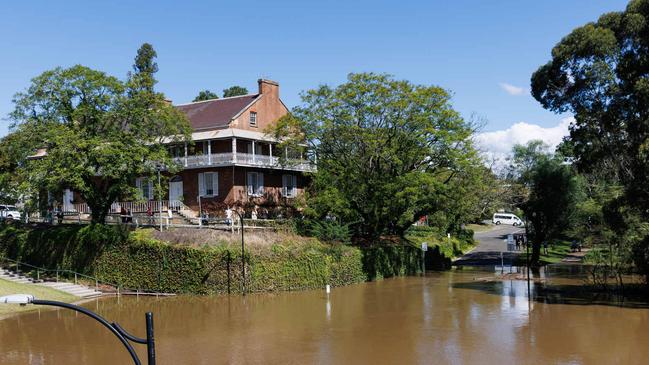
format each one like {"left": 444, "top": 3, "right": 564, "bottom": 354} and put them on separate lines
{"left": 173, "top": 152, "right": 316, "bottom": 172}
{"left": 69, "top": 200, "right": 198, "bottom": 218}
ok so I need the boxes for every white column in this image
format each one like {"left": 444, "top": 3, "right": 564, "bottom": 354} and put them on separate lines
{"left": 232, "top": 138, "right": 237, "bottom": 163}
{"left": 184, "top": 143, "right": 188, "bottom": 167}
{"left": 269, "top": 143, "right": 273, "bottom": 164}
{"left": 207, "top": 140, "right": 212, "bottom": 165}
{"left": 252, "top": 140, "right": 256, "bottom": 164}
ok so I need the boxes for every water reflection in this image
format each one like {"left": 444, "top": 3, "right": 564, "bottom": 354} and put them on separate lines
{"left": 0, "top": 269, "right": 648, "bottom": 364}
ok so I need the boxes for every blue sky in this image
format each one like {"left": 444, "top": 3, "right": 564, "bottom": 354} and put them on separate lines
{"left": 0, "top": 0, "right": 630, "bottom": 139}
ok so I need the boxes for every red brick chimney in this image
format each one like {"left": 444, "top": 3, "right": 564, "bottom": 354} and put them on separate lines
{"left": 258, "top": 79, "right": 279, "bottom": 99}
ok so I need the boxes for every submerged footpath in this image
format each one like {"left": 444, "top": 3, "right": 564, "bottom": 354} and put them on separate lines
{"left": 0, "top": 224, "right": 473, "bottom": 295}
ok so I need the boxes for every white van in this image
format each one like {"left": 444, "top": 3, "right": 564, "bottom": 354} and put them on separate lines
{"left": 0, "top": 205, "right": 21, "bottom": 221}
{"left": 492, "top": 213, "right": 523, "bottom": 226}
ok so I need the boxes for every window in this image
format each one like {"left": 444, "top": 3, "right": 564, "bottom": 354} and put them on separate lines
{"left": 246, "top": 142, "right": 263, "bottom": 155}
{"left": 249, "top": 112, "right": 257, "bottom": 127}
{"left": 198, "top": 172, "right": 218, "bottom": 197}
{"left": 282, "top": 174, "right": 297, "bottom": 197}
{"left": 136, "top": 178, "right": 154, "bottom": 200}
{"left": 247, "top": 172, "right": 264, "bottom": 196}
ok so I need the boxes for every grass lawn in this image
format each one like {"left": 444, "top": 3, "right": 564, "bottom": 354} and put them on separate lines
{"left": 0, "top": 278, "right": 77, "bottom": 317}
{"left": 539, "top": 239, "right": 573, "bottom": 264}
{"left": 466, "top": 223, "right": 494, "bottom": 233}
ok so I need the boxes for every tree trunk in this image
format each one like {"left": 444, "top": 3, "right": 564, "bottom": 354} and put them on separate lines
{"left": 85, "top": 193, "right": 116, "bottom": 224}
{"left": 531, "top": 237, "right": 541, "bottom": 267}
{"left": 89, "top": 200, "right": 111, "bottom": 224}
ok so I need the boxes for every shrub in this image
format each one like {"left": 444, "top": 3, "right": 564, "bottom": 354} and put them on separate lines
{"left": 0, "top": 224, "right": 424, "bottom": 294}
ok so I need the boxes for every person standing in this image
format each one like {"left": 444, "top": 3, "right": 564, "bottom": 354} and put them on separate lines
{"left": 543, "top": 241, "right": 549, "bottom": 255}
{"left": 146, "top": 205, "right": 153, "bottom": 225}
{"left": 225, "top": 206, "right": 233, "bottom": 226}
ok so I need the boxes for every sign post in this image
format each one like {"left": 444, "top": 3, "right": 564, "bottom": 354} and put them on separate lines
{"left": 421, "top": 242, "right": 428, "bottom": 275}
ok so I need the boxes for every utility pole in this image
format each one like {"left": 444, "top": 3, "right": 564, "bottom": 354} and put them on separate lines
{"left": 525, "top": 217, "right": 530, "bottom": 299}
{"left": 157, "top": 166, "right": 163, "bottom": 231}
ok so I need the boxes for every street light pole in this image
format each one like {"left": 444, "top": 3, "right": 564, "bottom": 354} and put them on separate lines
{"left": 525, "top": 217, "right": 531, "bottom": 299}
{"left": 157, "top": 166, "right": 163, "bottom": 231}
{"left": 1, "top": 295, "right": 155, "bottom": 365}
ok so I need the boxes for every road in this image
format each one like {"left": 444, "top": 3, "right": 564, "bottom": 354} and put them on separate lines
{"left": 453, "top": 224, "right": 525, "bottom": 266}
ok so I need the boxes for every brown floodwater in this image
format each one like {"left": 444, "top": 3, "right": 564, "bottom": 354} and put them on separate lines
{"left": 1, "top": 268, "right": 648, "bottom": 365}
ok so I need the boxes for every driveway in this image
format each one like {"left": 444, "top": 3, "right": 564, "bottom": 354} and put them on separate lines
{"left": 453, "top": 224, "right": 525, "bottom": 266}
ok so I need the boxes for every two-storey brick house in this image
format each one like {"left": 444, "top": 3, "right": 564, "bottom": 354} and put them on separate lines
{"left": 59, "top": 79, "right": 312, "bottom": 220}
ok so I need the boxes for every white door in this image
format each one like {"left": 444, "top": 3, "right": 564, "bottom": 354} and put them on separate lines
{"left": 169, "top": 181, "right": 183, "bottom": 203}
{"left": 63, "top": 189, "right": 74, "bottom": 212}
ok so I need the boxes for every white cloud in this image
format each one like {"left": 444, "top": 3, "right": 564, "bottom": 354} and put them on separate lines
{"left": 475, "top": 117, "right": 574, "bottom": 168}
{"left": 499, "top": 82, "right": 526, "bottom": 96}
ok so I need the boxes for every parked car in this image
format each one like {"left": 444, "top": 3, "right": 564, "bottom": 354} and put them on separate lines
{"left": 0, "top": 205, "right": 21, "bottom": 221}
{"left": 492, "top": 213, "right": 524, "bottom": 226}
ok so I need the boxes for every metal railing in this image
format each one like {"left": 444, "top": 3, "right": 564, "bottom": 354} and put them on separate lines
{"left": 1, "top": 256, "right": 104, "bottom": 291}
{"left": 67, "top": 200, "right": 197, "bottom": 218}
{"left": 0, "top": 256, "right": 174, "bottom": 296}
{"left": 173, "top": 152, "right": 316, "bottom": 172}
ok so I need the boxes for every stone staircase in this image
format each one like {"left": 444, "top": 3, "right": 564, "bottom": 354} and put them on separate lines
{"left": 0, "top": 267, "right": 103, "bottom": 299}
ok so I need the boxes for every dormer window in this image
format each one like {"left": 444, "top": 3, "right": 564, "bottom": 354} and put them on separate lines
{"left": 249, "top": 112, "right": 257, "bottom": 127}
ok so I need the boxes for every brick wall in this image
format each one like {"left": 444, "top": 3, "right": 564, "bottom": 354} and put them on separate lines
{"left": 231, "top": 79, "right": 288, "bottom": 132}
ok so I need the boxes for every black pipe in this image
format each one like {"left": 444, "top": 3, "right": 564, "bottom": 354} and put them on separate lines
{"left": 235, "top": 210, "right": 246, "bottom": 295}
{"left": 146, "top": 312, "right": 156, "bottom": 365}
{"left": 32, "top": 299, "right": 142, "bottom": 365}
{"left": 32, "top": 300, "right": 155, "bottom": 364}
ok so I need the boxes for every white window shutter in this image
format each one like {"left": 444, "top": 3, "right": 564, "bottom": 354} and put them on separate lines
{"left": 258, "top": 173, "right": 264, "bottom": 195}
{"left": 291, "top": 175, "right": 297, "bottom": 197}
{"left": 212, "top": 172, "right": 219, "bottom": 196}
{"left": 198, "top": 173, "right": 206, "bottom": 197}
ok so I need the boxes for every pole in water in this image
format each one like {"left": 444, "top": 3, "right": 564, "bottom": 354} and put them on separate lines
{"left": 146, "top": 312, "right": 156, "bottom": 365}
{"left": 421, "top": 242, "right": 428, "bottom": 275}
{"left": 326, "top": 284, "right": 331, "bottom": 294}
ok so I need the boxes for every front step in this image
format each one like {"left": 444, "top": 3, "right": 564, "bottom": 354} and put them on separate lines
{"left": 1, "top": 265, "right": 105, "bottom": 299}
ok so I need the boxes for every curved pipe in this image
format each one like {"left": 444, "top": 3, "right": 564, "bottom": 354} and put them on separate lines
{"left": 32, "top": 299, "right": 142, "bottom": 365}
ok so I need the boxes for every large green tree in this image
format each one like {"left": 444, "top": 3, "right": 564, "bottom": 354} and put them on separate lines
{"left": 522, "top": 158, "right": 583, "bottom": 264}
{"left": 531, "top": 0, "right": 649, "bottom": 215}
{"left": 8, "top": 44, "right": 191, "bottom": 223}
{"left": 223, "top": 86, "right": 248, "bottom": 98}
{"left": 272, "top": 73, "right": 480, "bottom": 239}
{"left": 506, "top": 140, "right": 582, "bottom": 264}
{"left": 531, "top": 0, "right": 649, "bottom": 278}
{"left": 193, "top": 90, "right": 219, "bottom": 102}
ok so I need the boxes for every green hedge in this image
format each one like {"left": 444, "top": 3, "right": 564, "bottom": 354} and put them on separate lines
{"left": 0, "top": 224, "right": 422, "bottom": 294}
{"left": 405, "top": 226, "right": 476, "bottom": 270}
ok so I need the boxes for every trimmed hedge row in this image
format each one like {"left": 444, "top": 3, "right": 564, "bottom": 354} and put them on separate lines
{"left": 0, "top": 224, "right": 422, "bottom": 294}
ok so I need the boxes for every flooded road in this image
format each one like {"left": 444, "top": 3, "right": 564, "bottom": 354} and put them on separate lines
{"left": 1, "top": 269, "right": 648, "bottom": 364}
